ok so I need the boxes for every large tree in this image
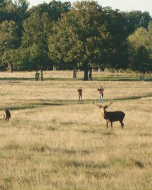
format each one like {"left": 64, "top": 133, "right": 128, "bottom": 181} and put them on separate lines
{"left": 20, "top": 11, "right": 51, "bottom": 79}
{"left": 48, "top": 1, "right": 109, "bottom": 80}
{"left": 19, "top": 1, "right": 71, "bottom": 78}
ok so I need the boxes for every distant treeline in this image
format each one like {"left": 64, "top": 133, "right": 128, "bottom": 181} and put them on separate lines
{"left": 0, "top": 0, "right": 152, "bottom": 80}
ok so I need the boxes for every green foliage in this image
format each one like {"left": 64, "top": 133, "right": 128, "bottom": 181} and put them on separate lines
{"left": 132, "top": 46, "right": 151, "bottom": 73}
{"left": 0, "top": 20, "right": 19, "bottom": 49}
{"left": 122, "top": 11, "right": 152, "bottom": 35}
{"left": 0, "top": 20, "right": 20, "bottom": 69}
{"left": 20, "top": 11, "right": 51, "bottom": 70}
{"left": 0, "top": 0, "right": 151, "bottom": 75}
{"left": 13, "top": 48, "right": 31, "bottom": 70}
{"left": 103, "top": 8, "right": 129, "bottom": 70}
{"left": 128, "top": 23, "right": 152, "bottom": 74}
{"left": 48, "top": 1, "right": 110, "bottom": 80}
{"left": 0, "top": 0, "right": 28, "bottom": 70}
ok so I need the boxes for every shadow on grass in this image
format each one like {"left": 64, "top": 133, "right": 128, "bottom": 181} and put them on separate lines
{"left": 1, "top": 76, "right": 151, "bottom": 81}
{"left": 93, "top": 76, "right": 152, "bottom": 81}
{"left": 0, "top": 93, "right": 152, "bottom": 111}
{"left": 114, "top": 93, "right": 152, "bottom": 101}
{"left": 64, "top": 160, "right": 109, "bottom": 169}
{"left": 0, "top": 77, "right": 80, "bottom": 81}
{"left": 0, "top": 77, "right": 33, "bottom": 81}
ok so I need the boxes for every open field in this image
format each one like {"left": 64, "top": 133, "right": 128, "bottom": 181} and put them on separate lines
{"left": 0, "top": 71, "right": 152, "bottom": 190}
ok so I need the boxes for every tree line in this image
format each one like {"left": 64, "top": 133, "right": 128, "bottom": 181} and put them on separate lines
{"left": 0, "top": 0, "right": 152, "bottom": 80}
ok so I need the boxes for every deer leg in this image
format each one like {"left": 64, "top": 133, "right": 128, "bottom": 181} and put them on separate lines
{"left": 110, "top": 121, "right": 113, "bottom": 129}
{"left": 120, "top": 120, "right": 124, "bottom": 129}
{"left": 106, "top": 120, "right": 109, "bottom": 128}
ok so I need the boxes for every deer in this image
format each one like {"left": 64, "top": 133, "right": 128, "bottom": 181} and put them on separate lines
{"left": 93, "top": 101, "right": 125, "bottom": 129}
{"left": 3, "top": 109, "right": 11, "bottom": 121}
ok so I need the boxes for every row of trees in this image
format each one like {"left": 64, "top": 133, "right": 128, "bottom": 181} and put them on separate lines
{"left": 0, "top": 0, "right": 152, "bottom": 80}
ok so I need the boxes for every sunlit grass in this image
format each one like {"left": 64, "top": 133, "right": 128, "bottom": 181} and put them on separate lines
{"left": 0, "top": 71, "right": 152, "bottom": 190}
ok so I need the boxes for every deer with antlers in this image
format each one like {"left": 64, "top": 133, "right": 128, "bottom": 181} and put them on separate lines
{"left": 93, "top": 101, "right": 125, "bottom": 129}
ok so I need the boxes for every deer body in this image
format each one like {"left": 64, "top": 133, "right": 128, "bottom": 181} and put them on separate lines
{"left": 104, "top": 110, "right": 125, "bottom": 128}
{"left": 3, "top": 109, "right": 11, "bottom": 121}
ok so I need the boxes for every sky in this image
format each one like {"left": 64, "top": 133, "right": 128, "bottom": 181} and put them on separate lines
{"left": 27, "top": 0, "right": 152, "bottom": 16}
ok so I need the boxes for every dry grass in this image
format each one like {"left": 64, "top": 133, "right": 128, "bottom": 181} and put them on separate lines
{"left": 0, "top": 71, "right": 152, "bottom": 190}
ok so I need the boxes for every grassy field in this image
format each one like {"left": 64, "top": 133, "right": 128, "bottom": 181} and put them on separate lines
{"left": 0, "top": 71, "right": 152, "bottom": 190}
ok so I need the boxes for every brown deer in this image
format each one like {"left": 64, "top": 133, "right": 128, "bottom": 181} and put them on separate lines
{"left": 93, "top": 101, "right": 125, "bottom": 129}
{"left": 3, "top": 109, "right": 11, "bottom": 121}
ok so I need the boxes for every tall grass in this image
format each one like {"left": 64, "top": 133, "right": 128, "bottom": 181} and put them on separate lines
{"left": 0, "top": 71, "right": 152, "bottom": 190}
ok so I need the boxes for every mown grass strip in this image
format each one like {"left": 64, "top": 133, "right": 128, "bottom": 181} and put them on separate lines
{"left": 0, "top": 92, "right": 152, "bottom": 112}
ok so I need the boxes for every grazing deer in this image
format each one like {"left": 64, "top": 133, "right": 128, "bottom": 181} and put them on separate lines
{"left": 93, "top": 101, "right": 125, "bottom": 129}
{"left": 3, "top": 109, "right": 11, "bottom": 121}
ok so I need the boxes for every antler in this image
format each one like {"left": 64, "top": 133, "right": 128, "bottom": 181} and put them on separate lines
{"left": 105, "top": 99, "right": 113, "bottom": 108}
{"left": 92, "top": 101, "right": 103, "bottom": 108}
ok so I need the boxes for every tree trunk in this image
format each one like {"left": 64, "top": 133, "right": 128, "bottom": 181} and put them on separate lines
{"left": 53, "top": 65, "right": 56, "bottom": 70}
{"left": 35, "top": 71, "right": 40, "bottom": 81}
{"left": 73, "top": 68, "right": 77, "bottom": 78}
{"left": 83, "top": 63, "right": 88, "bottom": 81}
{"left": 40, "top": 68, "right": 43, "bottom": 81}
{"left": 140, "top": 72, "right": 145, "bottom": 81}
{"left": 89, "top": 68, "right": 92, "bottom": 80}
{"left": 8, "top": 64, "right": 13, "bottom": 72}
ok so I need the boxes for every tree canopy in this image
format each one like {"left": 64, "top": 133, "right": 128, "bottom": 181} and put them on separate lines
{"left": 0, "top": 0, "right": 152, "bottom": 80}
{"left": 128, "top": 22, "right": 152, "bottom": 79}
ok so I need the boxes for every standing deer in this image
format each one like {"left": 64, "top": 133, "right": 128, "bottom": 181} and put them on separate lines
{"left": 3, "top": 109, "right": 11, "bottom": 121}
{"left": 93, "top": 101, "right": 125, "bottom": 129}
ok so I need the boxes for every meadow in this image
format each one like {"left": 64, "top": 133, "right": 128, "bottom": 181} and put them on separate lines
{"left": 0, "top": 71, "right": 152, "bottom": 190}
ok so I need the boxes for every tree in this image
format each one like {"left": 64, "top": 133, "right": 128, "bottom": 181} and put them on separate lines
{"left": 122, "top": 11, "right": 152, "bottom": 35}
{"left": 132, "top": 47, "right": 150, "bottom": 80}
{"left": 0, "top": 0, "right": 29, "bottom": 71}
{"left": 103, "top": 8, "right": 129, "bottom": 71}
{"left": 20, "top": 1, "right": 71, "bottom": 78}
{"left": 29, "top": 44, "right": 49, "bottom": 80}
{"left": 0, "top": 20, "right": 20, "bottom": 71}
{"left": 48, "top": 1, "right": 109, "bottom": 80}
{"left": 148, "top": 21, "right": 152, "bottom": 61}
{"left": 21, "top": 11, "right": 51, "bottom": 79}
{"left": 12, "top": 48, "right": 30, "bottom": 71}
{"left": 29, "top": 0, "right": 71, "bottom": 22}
{"left": 0, "top": 0, "right": 29, "bottom": 29}
{"left": 48, "top": 12, "right": 83, "bottom": 76}
{"left": 128, "top": 26, "right": 152, "bottom": 80}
